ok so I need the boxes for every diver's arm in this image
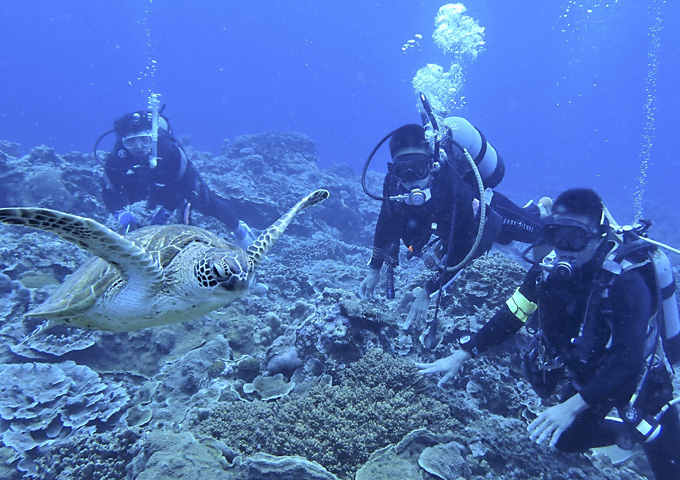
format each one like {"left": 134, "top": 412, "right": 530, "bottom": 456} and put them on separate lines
{"left": 460, "top": 267, "right": 540, "bottom": 356}
{"left": 369, "top": 176, "right": 404, "bottom": 268}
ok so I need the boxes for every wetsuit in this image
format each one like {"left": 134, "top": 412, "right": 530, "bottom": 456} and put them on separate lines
{"left": 368, "top": 155, "right": 543, "bottom": 295}
{"left": 460, "top": 243, "right": 680, "bottom": 480}
{"left": 101, "top": 133, "right": 239, "bottom": 230}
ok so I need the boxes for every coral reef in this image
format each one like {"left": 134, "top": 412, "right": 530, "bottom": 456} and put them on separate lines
{"left": 33, "top": 428, "right": 141, "bottom": 480}
{"left": 0, "top": 133, "right": 660, "bottom": 480}
{"left": 195, "top": 350, "right": 459, "bottom": 479}
{"left": 0, "top": 361, "right": 128, "bottom": 476}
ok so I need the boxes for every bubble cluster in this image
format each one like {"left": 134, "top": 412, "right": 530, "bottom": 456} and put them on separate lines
{"left": 432, "top": 3, "right": 486, "bottom": 60}
{"left": 401, "top": 33, "right": 423, "bottom": 53}
{"left": 560, "top": 0, "right": 621, "bottom": 35}
{"left": 412, "top": 3, "right": 485, "bottom": 121}
{"left": 412, "top": 63, "right": 464, "bottom": 119}
{"left": 128, "top": 0, "right": 160, "bottom": 105}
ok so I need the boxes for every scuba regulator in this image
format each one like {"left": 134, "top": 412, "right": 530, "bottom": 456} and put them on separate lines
{"left": 389, "top": 188, "right": 432, "bottom": 206}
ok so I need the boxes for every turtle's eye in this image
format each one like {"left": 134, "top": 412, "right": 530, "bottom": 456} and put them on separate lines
{"left": 212, "top": 263, "right": 228, "bottom": 280}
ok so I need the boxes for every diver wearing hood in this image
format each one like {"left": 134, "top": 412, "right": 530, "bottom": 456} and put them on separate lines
{"left": 418, "top": 188, "right": 680, "bottom": 480}
{"left": 99, "top": 110, "right": 256, "bottom": 248}
{"left": 359, "top": 123, "right": 547, "bottom": 330}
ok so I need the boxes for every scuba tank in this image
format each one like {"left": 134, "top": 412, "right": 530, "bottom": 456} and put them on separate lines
{"left": 440, "top": 116, "right": 505, "bottom": 189}
{"left": 650, "top": 247, "right": 680, "bottom": 364}
{"left": 609, "top": 218, "right": 680, "bottom": 365}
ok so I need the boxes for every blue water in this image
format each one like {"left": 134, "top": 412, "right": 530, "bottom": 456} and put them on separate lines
{"left": 1, "top": 1, "right": 678, "bottom": 221}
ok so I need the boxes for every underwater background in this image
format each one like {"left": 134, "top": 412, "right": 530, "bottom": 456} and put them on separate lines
{"left": 0, "top": 1, "right": 679, "bottom": 479}
{"left": 2, "top": 1, "right": 679, "bottom": 218}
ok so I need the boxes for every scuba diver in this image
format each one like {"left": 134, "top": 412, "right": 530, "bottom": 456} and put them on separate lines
{"left": 418, "top": 188, "right": 680, "bottom": 480}
{"left": 359, "top": 112, "right": 550, "bottom": 335}
{"left": 96, "top": 108, "right": 256, "bottom": 248}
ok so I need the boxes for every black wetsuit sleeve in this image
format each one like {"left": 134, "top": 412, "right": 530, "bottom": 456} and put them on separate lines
{"left": 369, "top": 176, "right": 404, "bottom": 269}
{"left": 490, "top": 191, "right": 543, "bottom": 244}
{"left": 184, "top": 162, "right": 240, "bottom": 231}
{"left": 577, "top": 270, "right": 651, "bottom": 406}
{"left": 102, "top": 176, "right": 127, "bottom": 213}
{"left": 460, "top": 266, "right": 541, "bottom": 355}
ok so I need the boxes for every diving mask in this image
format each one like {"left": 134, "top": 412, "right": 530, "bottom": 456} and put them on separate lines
{"left": 543, "top": 218, "right": 605, "bottom": 253}
{"left": 389, "top": 153, "right": 431, "bottom": 182}
{"left": 122, "top": 131, "right": 153, "bottom": 150}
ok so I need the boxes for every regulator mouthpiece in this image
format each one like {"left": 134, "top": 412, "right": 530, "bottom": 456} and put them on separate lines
{"left": 553, "top": 261, "right": 574, "bottom": 280}
{"left": 390, "top": 188, "right": 432, "bottom": 206}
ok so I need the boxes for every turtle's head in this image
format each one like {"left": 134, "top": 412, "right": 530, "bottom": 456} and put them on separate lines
{"left": 194, "top": 249, "right": 253, "bottom": 294}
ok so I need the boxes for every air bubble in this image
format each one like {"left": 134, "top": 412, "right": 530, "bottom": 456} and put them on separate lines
{"left": 634, "top": 0, "right": 665, "bottom": 221}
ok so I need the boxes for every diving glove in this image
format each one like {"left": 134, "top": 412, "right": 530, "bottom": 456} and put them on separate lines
{"left": 114, "top": 210, "right": 139, "bottom": 232}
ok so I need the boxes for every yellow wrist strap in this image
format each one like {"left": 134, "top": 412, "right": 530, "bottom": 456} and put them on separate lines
{"left": 505, "top": 287, "right": 537, "bottom": 323}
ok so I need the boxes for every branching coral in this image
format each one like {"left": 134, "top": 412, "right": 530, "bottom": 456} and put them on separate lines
{"left": 32, "top": 428, "right": 141, "bottom": 480}
{"left": 194, "top": 350, "right": 459, "bottom": 479}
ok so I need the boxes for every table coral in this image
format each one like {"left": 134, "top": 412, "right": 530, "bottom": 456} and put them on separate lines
{"left": 0, "top": 361, "right": 128, "bottom": 476}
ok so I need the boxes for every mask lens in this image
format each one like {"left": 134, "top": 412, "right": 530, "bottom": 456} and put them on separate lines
{"left": 391, "top": 153, "right": 430, "bottom": 181}
{"left": 543, "top": 224, "right": 592, "bottom": 252}
{"left": 122, "top": 133, "right": 153, "bottom": 149}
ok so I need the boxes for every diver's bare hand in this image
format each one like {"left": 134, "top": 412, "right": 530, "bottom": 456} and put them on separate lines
{"left": 528, "top": 393, "right": 588, "bottom": 447}
{"left": 403, "top": 288, "right": 430, "bottom": 329}
{"left": 416, "top": 349, "right": 471, "bottom": 388}
{"left": 358, "top": 268, "right": 381, "bottom": 300}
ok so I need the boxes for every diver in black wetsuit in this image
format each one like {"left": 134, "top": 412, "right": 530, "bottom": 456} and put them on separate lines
{"left": 99, "top": 110, "right": 256, "bottom": 248}
{"left": 358, "top": 123, "right": 548, "bottom": 330}
{"left": 418, "top": 188, "right": 680, "bottom": 480}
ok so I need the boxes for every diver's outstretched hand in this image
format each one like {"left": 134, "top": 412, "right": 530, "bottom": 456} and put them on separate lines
{"left": 416, "top": 349, "right": 471, "bottom": 388}
{"left": 528, "top": 393, "right": 588, "bottom": 447}
{"left": 403, "top": 288, "right": 430, "bottom": 330}
{"left": 358, "top": 268, "right": 381, "bottom": 300}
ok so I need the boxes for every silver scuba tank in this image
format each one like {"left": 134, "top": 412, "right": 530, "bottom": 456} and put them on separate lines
{"left": 442, "top": 116, "right": 505, "bottom": 189}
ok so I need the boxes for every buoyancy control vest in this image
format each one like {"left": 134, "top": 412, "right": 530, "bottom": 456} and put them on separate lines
{"left": 561, "top": 238, "right": 680, "bottom": 368}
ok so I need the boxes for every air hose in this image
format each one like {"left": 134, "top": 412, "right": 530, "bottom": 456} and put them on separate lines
{"left": 424, "top": 148, "right": 487, "bottom": 349}
{"left": 445, "top": 147, "right": 487, "bottom": 272}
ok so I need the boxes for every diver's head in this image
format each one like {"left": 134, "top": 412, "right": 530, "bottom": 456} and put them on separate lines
{"left": 114, "top": 110, "right": 170, "bottom": 157}
{"left": 388, "top": 124, "right": 434, "bottom": 189}
{"left": 543, "top": 188, "right": 608, "bottom": 270}
{"left": 114, "top": 111, "right": 153, "bottom": 156}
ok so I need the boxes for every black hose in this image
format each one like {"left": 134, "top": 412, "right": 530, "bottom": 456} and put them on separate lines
{"left": 361, "top": 129, "right": 399, "bottom": 201}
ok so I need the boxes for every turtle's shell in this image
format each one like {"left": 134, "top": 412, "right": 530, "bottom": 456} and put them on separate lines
{"left": 28, "top": 224, "right": 238, "bottom": 318}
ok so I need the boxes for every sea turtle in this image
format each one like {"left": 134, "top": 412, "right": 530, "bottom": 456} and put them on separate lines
{"left": 0, "top": 188, "right": 329, "bottom": 331}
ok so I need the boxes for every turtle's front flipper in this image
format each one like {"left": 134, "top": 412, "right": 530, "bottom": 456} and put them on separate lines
{"left": 0, "top": 208, "right": 164, "bottom": 292}
{"left": 246, "top": 189, "right": 329, "bottom": 270}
